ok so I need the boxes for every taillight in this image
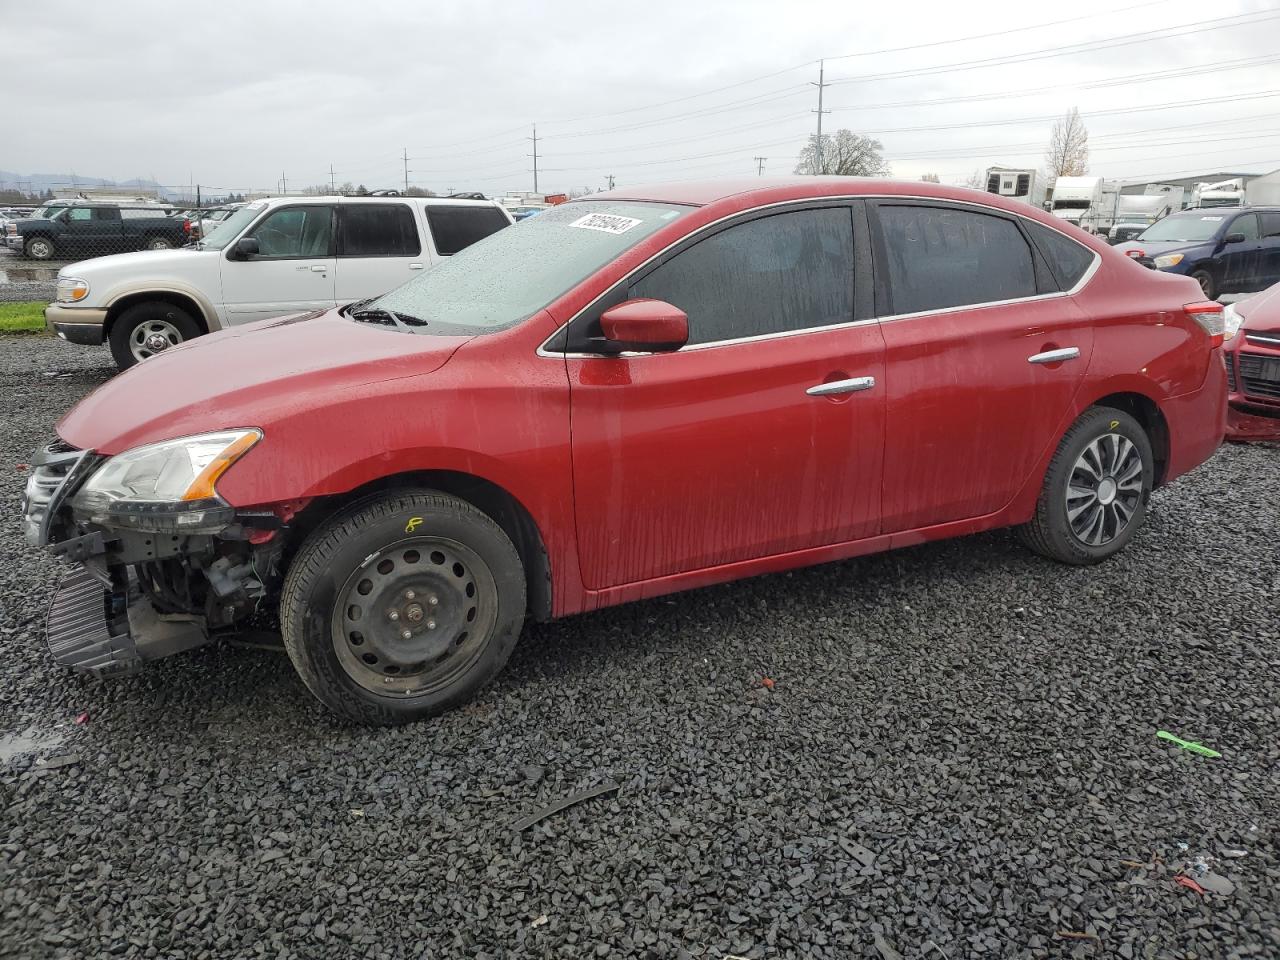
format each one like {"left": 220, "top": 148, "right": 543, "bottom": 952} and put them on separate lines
{"left": 1184, "top": 301, "right": 1225, "bottom": 347}
{"left": 183, "top": 218, "right": 192, "bottom": 234}
{"left": 1125, "top": 249, "right": 1144, "bottom": 259}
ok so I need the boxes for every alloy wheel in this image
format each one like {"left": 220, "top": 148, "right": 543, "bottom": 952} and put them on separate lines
{"left": 128, "top": 319, "right": 184, "bottom": 362}
{"left": 331, "top": 536, "right": 497, "bottom": 697}
{"left": 1065, "top": 433, "right": 1144, "bottom": 546}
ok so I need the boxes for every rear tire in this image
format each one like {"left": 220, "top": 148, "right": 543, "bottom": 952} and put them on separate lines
{"left": 1191, "top": 269, "right": 1216, "bottom": 300}
{"left": 280, "top": 490, "right": 527, "bottom": 725}
{"left": 145, "top": 237, "right": 174, "bottom": 251}
{"left": 108, "top": 301, "right": 201, "bottom": 370}
{"left": 1017, "top": 406, "right": 1154, "bottom": 565}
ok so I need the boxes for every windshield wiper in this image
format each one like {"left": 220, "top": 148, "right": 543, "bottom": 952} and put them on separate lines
{"left": 348, "top": 305, "right": 429, "bottom": 331}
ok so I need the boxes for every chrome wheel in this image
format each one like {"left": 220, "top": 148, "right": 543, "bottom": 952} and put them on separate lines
{"left": 1066, "top": 433, "right": 1144, "bottom": 546}
{"left": 128, "top": 319, "right": 183, "bottom": 362}
{"left": 147, "top": 238, "right": 173, "bottom": 250}
{"left": 26, "top": 238, "right": 53, "bottom": 259}
{"left": 332, "top": 536, "right": 497, "bottom": 697}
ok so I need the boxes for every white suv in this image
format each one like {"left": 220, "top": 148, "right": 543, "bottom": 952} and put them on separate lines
{"left": 44, "top": 195, "right": 514, "bottom": 369}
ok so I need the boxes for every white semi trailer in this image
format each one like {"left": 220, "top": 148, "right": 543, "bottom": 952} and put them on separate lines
{"left": 1048, "top": 176, "right": 1121, "bottom": 234}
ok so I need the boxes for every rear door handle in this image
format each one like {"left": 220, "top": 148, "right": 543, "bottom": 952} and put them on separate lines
{"left": 806, "top": 376, "right": 876, "bottom": 397}
{"left": 311, "top": 264, "right": 328, "bottom": 272}
{"left": 1028, "top": 347, "right": 1080, "bottom": 364}
{"left": 408, "top": 262, "right": 425, "bottom": 270}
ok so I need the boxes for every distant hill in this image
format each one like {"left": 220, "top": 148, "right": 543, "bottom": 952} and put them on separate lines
{"left": 0, "top": 172, "right": 207, "bottom": 201}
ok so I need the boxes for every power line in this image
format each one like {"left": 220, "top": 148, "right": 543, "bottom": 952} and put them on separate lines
{"left": 828, "top": 8, "right": 1280, "bottom": 86}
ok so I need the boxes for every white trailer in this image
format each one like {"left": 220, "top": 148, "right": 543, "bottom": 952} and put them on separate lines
{"left": 1108, "top": 193, "right": 1180, "bottom": 243}
{"left": 982, "top": 167, "right": 1047, "bottom": 208}
{"left": 1049, "top": 176, "right": 1121, "bottom": 234}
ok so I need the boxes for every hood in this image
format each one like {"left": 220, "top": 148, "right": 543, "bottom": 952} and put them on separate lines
{"left": 58, "top": 246, "right": 209, "bottom": 278}
{"left": 1111, "top": 239, "right": 1205, "bottom": 258}
{"left": 1235, "top": 282, "right": 1280, "bottom": 334}
{"left": 57, "top": 310, "right": 471, "bottom": 455}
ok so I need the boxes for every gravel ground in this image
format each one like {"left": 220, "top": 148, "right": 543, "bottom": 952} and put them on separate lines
{"left": 1, "top": 333, "right": 1277, "bottom": 960}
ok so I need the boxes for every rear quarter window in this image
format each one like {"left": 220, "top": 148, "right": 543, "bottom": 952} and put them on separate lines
{"left": 426, "top": 205, "right": 511, "bottom": 256}
{"left": 876, "top": 204, "right": 1037, "bottom": 314}
{"left": 1023, "top": 220, "right": 1097, "bottom": 290}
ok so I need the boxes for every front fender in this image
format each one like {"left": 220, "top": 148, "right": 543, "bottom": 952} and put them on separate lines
{"left": 103, "top": 282, "right": 222, "bottom": 332}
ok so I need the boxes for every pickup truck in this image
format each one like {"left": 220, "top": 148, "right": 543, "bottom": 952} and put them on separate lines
{"left": 5, "top": 203, "right": 190, "bottom": 261}
{"left": 44, "top": 195, "right": 514, "bottom": 369}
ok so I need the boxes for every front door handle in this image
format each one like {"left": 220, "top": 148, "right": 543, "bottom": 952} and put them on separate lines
{"left": 408, "top": 262, "right": 425, "bottom": 270}
{"left": 1028, "top": 347, "right": 1080, "bottom": 364}
{"left": 806, "top": 375, "right": 876, "bottom": 397}
{"left": 311, "top": 264, "right": 328, "bottom": 272}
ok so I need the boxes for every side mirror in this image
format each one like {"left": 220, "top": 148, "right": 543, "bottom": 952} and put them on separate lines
{"left": 1223, "top": 232, "right": 1246, "bottom": 244}
{"left": 598, "top": 298, "right": 688, "bottom": 353}
{"left": 233, "top": 236, "right": 260, "bottom": 259}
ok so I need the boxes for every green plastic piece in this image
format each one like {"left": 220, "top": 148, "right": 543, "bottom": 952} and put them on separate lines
{"left": 1157, "top": 730, "right": 1222, "bottom": 758}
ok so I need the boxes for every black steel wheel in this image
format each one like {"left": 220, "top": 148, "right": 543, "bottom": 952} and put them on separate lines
{"left": 1018, "top": 406, "right": 1154, "bottom": 565}
{"left": 333, "top": 536, "right": 497, "bottom": 698}
{"left": 281, "top": 489, "right": 526, "bottom": 725}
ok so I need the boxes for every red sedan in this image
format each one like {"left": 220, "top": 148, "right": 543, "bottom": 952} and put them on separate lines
{"left": 1223, "top": 282, "right": 1280, "bottom": 441}
{"left": 24, "top": 178, "right": 1226, "bottom": 724}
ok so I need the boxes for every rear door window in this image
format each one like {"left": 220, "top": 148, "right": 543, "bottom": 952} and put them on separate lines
{"left": 1260, "top": 212, "right": 1280, "bottom": 239}
{"left": 425, "top": 205, "right": 510, "bottom": 256}
{"left": 875, "top": 204, "right": 1037, "bottom": 314}
{"left": 338, "top": 203, "right": 420, "bottom": 257}
{"left": 630, "top": 207, "right": 855, "bottom": 345}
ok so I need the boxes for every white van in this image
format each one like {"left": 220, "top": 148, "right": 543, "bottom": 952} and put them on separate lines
{"left": 44, "top": 195, "right": 514, "bottom": 369}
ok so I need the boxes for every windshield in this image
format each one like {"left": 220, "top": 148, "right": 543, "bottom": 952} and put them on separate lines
{"left": 1138, "top": 213, "right": 1226, "bottom": 243}
{"left": 1052, "top": 199, "right": 1091, "bottom": 210}
{"left": 370, "top": 200, "right": 691, "bottom": 334}
{"left": 200, "top": 202, "right": 267, "bottom": 249}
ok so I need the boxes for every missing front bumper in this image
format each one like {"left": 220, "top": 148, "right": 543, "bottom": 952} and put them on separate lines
{"left": 46, "top": 566, "right": 212, "bottom": 678}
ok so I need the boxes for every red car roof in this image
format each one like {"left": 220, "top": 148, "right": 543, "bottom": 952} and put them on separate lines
{"left": 592, "top": 176, "right": 986, "bottom": 208}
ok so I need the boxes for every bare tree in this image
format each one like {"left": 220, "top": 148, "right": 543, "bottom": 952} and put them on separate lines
{"left": 1044, "top": 107, "right": 1089, "bottom": 178}
{"left": 963, "top": 168, "right": 986, "bottom": 190}
{"left": 794, "top": 130, "right": 890, "bottom": 176}
{"left": 920, "top": 172, "right": 941, "bottom": 183}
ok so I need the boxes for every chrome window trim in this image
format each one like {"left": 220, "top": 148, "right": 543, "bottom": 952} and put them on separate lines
{"left": 535, "top": 193, "right": 1102, "bottom": 359}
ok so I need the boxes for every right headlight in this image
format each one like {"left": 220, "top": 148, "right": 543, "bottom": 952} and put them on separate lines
{"left": 55, "top": 277, "right": 90, "bottom": 303}
{"left": 1222, "top": 302, "right": 1244, "bottom": 341}
{"left": 71, "top": 429, "right": 261, "bottom": 532}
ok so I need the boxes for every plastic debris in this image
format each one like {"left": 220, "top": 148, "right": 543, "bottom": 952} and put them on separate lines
{"left": 1197, "top": 872, "right": 1235, "bottom": 896}
{"left": 1055, "top": 931, "right": 1100, "bottom": 943}
{"left": 74, "top": 712, "right": 89, "bottom": 726}
{"left": 1174, "top": 874, "right": 1207, "bottom": 896}
{"left": 531, "top": 915, "right": 549, "bottom": 928}
{"left": 1156, "top": 730, "right": 1222, "bottom": 758}
{"left": 874, "top": 933, "right": 904, "bottom": 960}
{"left": 510, "top": 780, "right": 620, "bottom": 831}
{"left": 34, "top": 754, "right": 80, "bottom": 769}
{"left": 760, "top": 677, "right": 776, "bottom": 691}
{"left": 16, "top": 463, "right": 28, "bottom": 471}
{"left": 349, "top": 808, "right": 364, "bottom": 817}
{"left": 1120, "top": 859, "right": 1147, "bottom": 869}
{"left": 1220, "top": 848, "right": 1248, "bottom": 859}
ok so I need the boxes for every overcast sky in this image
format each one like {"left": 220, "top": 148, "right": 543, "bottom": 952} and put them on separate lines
{"left": 2, "top": 0, "right": 1277, "bottom": 197}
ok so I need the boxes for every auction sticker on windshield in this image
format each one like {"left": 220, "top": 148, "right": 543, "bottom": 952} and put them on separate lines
{"left": 568, "top": 213, "right": 644, "bottom": 235}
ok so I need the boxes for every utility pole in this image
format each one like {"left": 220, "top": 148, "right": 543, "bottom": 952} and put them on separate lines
{"left": 330, "top": 164, "right": 336, "bottom": 193}
{"left": 281, "top": 170, "right": 287, "bottom": 195}
{"left": 402, "top": 148, "right": 410, "bottom": 193}
{"left": 606, "top": 174, "right": 615, "bottom": 190}
{"left": 528, "top": 123, "right": 539, "bottom": 194}
{"left": 753, "top": 157, "right": 767, "bottom": 176}
{"left": 810, "top": 60, "right": 830, "bottom": 174}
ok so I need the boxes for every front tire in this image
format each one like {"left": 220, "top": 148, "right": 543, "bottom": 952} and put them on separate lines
{"left": 280, "top": 490, "right": 527, "bottom": 725}
{"left": 108, "top": 301, "right": 201, "bottom": 370}
{"left": 1191, "top": 268, "right": 1216, "bottom": 300}
{"left": 24, "top": 236, "right": 54, "bottom": 260}
{"left": 145, "top": 236, "right": 174, "bottom": 251}
{"left": 1018, "top": 406, "right": 1154, "bottom": 565}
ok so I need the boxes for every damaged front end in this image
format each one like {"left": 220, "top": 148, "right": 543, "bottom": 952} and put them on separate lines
{"left": 23, "top": 431, "right": 289, "bottom": 678}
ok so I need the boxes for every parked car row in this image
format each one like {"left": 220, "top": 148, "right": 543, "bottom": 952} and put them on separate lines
{"left": 23, "top": 178, "right": 1227, "bottom": 724}
{"left": 44, "top": 195, "right": 514, "bottom": 368}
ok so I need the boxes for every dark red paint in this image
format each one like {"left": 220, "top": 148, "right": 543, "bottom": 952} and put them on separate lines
{"left": 1223, "top": 283, "right": 1280, "bottom": 442}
